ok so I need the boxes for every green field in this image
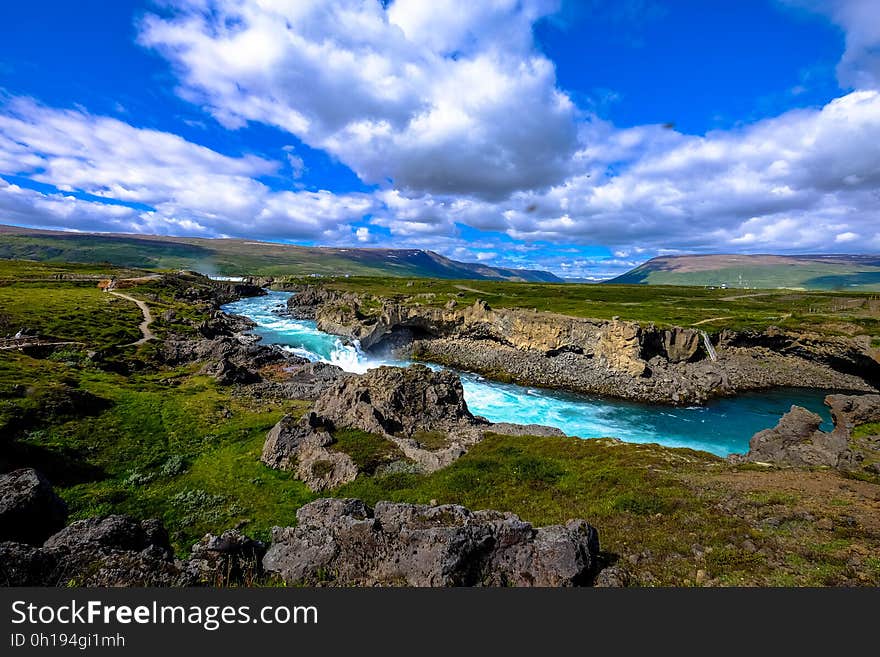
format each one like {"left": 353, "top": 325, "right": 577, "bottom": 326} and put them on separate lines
{"left": 291, "top": 275, "right": 880, "bottom": 337}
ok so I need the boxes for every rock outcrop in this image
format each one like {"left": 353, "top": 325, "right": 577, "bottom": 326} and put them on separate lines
{"left": 261, "top": 364, "right": 573, "bottom": 485}
{"left": 261, "top": 412, "right": 358, "bottom": 491}
{"left": 0, "top": 469, "right": 68, "bottom": 544}
{"left": 312, "top": 364, "right": 485, "bottom": 471}
{"left": 732, "top": 393, "right": 880, "bottom": 471}
{"left": 736, "top": 406, "right": 845, "bottom": 467}
{"left": 263, "top": 498, "right": 600, "bottom": 587}
{"left": 0, "top": 515, "right": 191, "bottom": 587}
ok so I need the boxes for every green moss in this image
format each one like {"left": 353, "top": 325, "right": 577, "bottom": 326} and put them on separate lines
{"left": 330, "top": 429, "right": 405, "bottom": 474}
{"left": 411, "top": 429, "right": 449, "bottom": 450}
{"left": 852, "top": 422, "right": 880, "bottom": 438}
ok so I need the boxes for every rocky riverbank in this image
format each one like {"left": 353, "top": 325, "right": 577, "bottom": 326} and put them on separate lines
{"left": 285, "top": 285, "right": 879, "bottom": 405}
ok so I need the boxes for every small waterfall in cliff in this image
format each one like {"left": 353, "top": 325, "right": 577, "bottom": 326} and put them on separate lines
{"left": 700, "top": 331, "right": 718, "bottom": 362}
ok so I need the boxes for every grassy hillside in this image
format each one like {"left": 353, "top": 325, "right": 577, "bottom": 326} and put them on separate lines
{"left": 0, "top": 224, "right": 560, "bottom": 282}
{"left": 610, "top": 254, "right": 880, "bottom": 291}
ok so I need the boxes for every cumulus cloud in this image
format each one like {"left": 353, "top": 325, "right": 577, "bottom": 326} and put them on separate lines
{"left": 0, "top": 97, "right": 375, "bottom": 240}
{"left": 380, "top": 90, "right": 880, "bottom": 255}
{"left": 139, "top": 0, "right": 577, "bottom": 199}
{"left": 783, "top": 0, "right": 880, "bottom": 89}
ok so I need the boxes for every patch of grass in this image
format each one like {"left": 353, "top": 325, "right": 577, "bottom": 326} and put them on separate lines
{"left": 330, "top": 429, "right": 405, "bottom": 474}
{"left": 411, "top": 429, "right": 449, "bottom": 450}
{"left": 852, "top": 422, "right": 880, "bottom": 438}
{"left": 0, "top": 283, "right": 143, "bottom": 347}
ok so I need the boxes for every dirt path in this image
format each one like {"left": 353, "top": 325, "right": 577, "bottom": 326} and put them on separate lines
{"left": 692, "top": 316, "right": 733, "bottom": 326}
{"left": 109, "top": 292, "right": 155, "bottom": 346}
{"left": 719, "top": 291, "right": 779, "bottom": 301}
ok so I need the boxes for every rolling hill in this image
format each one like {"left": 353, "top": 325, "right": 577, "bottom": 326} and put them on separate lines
{"left": 609, "top": 254, "right": 880, "bottom": 290}
{"left": 0, "top": 225, "right": 561, "bottom": 282}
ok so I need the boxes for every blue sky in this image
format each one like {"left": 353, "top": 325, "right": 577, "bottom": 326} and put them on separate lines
{"left": 1, "top": 0, "right": 878, "bottom": 279}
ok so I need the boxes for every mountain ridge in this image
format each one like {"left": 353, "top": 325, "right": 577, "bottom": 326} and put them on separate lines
{"left": 0, "top": 224, "right": 561, "bottom": 282}
{"left": 608, "top": 253, "right": 880, "bottom": 290}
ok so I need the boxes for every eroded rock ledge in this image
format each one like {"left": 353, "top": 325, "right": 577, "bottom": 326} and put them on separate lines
{"left": 285, "top": 287, "right": 878, "bottom": 405}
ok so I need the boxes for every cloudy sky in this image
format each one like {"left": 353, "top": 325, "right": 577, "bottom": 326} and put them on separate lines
{"left": 1, "top": 0, "right": 879, "bottom": 279}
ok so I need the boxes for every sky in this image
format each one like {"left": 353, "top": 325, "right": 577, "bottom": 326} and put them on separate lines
{"left": 0, "top": 0, "right": 879, "bottom": 279}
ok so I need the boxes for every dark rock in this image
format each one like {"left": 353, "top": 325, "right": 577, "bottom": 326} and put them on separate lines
{"left": 0, "top": 469, "right": 68, "bottom": 544}
{"left": 44, "top": 515, "right": 172, "bottom": 558}
{"left": 313, "top": 364, "right": 477, "bottom": 439}
{"left": 261, "top": 413, "right": 358, "bottom": 490}
{"left": 0, "top": 541, "right": 60, "bottom": 586}
{"left": 187, "top": 530, "right": 266, "bottom": 585}
{"left": 733, "top": 405, "right": 847, "bottom": 467}
{"left": 263, "top": 498, "right": 600, "bottom": 587}
{"left": 2, "top": 515, "right": 189, "bottom": 587}
{"left": 196, "top": 311, "right": 256, "bottom": 339}
{"left": 202, "top": 356, "right": 260, "bottom": 385}
{"left": 593, "top": 565, "right": 631, "bottom": 587}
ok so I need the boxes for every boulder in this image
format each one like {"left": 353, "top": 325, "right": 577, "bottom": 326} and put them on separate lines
{"left": 202, "top": 356, "right": 260, "bottom": 385}
{"left": 1, "top": 515, "right": 190, "bottom": 587}
{"left": 0, "top": 469, "right": 68, "bottom": 544}
{"left": 263, "top": 498, "right": 600, "bottom": 587}
{"left": 313, "top": 364, "right": 478, "bottom": 439}
{"left": 735, "top": 405, "right": 847, "bottom": 467}
{"left": 187, "top": 530, "right": 266, "bottom": 585}
{"left": 261, "top": 412, "right": 358, "bottom": 491}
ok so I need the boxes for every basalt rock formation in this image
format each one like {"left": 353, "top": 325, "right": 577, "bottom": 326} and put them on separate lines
{"left": 731, "top": 393, "right": 880, "bottom": 472}
{"left": 287, "top": 290, "right": 877, "bottom": 405}
{"left": 263, "top": 498, "right": 600, "bottom": 587}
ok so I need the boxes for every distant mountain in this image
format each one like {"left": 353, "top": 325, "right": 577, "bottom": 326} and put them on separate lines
{"left": 0, "top": 224, "right": 561, "bottom": 282}
{"left": 609, "top": 254, "right": 880, "bottom": 290}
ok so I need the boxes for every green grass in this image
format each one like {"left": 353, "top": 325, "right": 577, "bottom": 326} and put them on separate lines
{"left": 0, "top": 283, "right": 143, "bottom": 347}
{"left": 330, "top": 428, "right": 405, "bottom": 474}
{"left": 288, "top": 276, "right": 880, "bottom": 336}
{"left": 852, "top": 422, "right": 880, "bottom": 438}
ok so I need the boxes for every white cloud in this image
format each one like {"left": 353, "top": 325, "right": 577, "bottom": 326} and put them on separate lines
{"left": 783, "top": 0, "right": 880, "bottom": 89}
{"left": 139, "top": 0, "right": 577, "bottom": 199}
{"left": 0, "top": 97, "right": 375, "bottom": 240}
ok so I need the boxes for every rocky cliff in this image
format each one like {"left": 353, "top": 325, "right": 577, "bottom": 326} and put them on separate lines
{"left": 287, "top": 288, "right": 878, "bottom": 405}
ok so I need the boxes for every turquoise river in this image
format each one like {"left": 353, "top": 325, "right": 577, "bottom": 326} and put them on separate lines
{"left": 223, "top": 290, "right": 836, "bottom": 457}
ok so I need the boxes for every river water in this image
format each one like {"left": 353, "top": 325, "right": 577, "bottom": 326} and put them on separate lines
{"left": 222, "top": 290, "right": 835, "bottom": 457}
